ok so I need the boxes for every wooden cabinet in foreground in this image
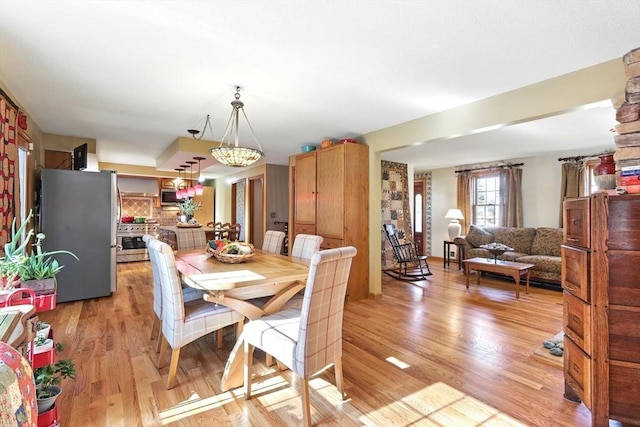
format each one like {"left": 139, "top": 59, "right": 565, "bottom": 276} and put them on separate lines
{"left": 290, "top": 143, "right": 369, "bottom": 301}
{"left": 562, "top": 193, "right": 640, "bottom": 426}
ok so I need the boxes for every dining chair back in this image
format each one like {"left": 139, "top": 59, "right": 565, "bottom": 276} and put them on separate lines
{"left": 291, "top": 234, "right": 323, "bottom": 260}
{"left": 243, "top": 246, "right": 357, "bottom": 426}
{"left": 143, "top": 234, "right": 205, "bottom": 353}
{"left": 147, "top": 238, "right": 244, "bottom": 389}
{"left": 261, "top": 230, "right": 286, "bottom": 254}
{"left": 228, "top": 223, "right": 241, "bottom": 241}
{"left": 176, "top": 228, "right": 207, "bottom": 250}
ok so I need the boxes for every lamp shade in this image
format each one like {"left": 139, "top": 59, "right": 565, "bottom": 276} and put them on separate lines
{"left": 445, "top": 209, "right": 464, "bottom": 220}
{"left": 445, "top": 208, "right": 464, "bottom": 240}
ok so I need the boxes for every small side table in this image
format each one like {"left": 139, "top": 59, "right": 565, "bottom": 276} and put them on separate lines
{"left": 443, "top": 240, "right": 462, "bottom": 270}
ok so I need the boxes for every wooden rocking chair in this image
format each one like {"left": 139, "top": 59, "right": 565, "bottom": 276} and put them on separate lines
{"left": 383, "top": 224, "right": 432, "bottom": 280}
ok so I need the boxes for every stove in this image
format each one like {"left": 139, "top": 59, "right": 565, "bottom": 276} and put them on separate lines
{"left": 116, "top": 223, "right": 159, "bottom": 263}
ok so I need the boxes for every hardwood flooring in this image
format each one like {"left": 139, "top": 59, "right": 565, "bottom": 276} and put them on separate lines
{"left": 39, "top": 260, "right": 604, "bottom": 426}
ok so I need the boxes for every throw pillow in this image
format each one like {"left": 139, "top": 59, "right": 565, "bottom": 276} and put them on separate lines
{"left": 531, "top": 227, "right": 563, "bottom": 256}
{"left": 466, "top": 224, "right": 495, "bottom": 247}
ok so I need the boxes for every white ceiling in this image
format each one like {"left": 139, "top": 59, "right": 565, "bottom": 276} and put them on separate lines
{"left": 1, "top": 1, "right": 639, "bottom": 177}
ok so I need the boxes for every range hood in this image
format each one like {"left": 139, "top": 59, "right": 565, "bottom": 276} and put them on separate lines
{"left": 117, "top": 177, "right": 159, "bottom": 196}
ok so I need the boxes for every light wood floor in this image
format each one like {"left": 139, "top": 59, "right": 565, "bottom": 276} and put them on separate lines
{"left": 39, "top": 259, "right": 603, "bottom": 426}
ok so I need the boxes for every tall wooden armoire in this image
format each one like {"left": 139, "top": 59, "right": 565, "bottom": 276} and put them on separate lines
{"left": 289, "top": 143, "right": 369, "bottom": 301}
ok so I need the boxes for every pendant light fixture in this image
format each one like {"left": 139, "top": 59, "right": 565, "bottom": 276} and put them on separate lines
{"left": 189, "top": 86, "right": 264, "bottom": 167}
{"left": 194, "top": 156, "right": 205, "bottom": 195}
{"left": 174, "top": 168, "right": 184, "bottom": 200}
{"left": 186, "top": 160, "right": 197, "bottom": 198}
{"left": 178, "top": 164, "right": 190, "bottom": 199}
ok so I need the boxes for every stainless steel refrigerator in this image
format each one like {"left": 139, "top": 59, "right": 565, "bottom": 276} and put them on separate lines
{"left": 40, "top": 169, "right": 117, "bottom": 302}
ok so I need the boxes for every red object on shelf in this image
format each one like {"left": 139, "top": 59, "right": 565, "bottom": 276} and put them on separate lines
{"left": 0, "top": 289, "right": 57, "bottom": 312}
{"left": 33, "top": 330, "right": 56, "bottom": 369}
{"left": 37, "top": 402, "right": 59, "bottom": 427}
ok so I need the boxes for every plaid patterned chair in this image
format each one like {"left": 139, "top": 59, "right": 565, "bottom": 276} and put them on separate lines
{"left": 143, "top": 234, "right": 204, "bottom": 353}
{"left": 243, "top": 246, "right": 357, "bottom": 427}
{"left": 147, "top": 238, "right": 244, "bottom": 389}
{"left": 291, "top": 234, "right": 323, "bottom": 260}
{"left": 262, "top": 230, "right": 286, "bottom": 254}
{"left": 176, "top": 228, "right": 207, "bottom": 251}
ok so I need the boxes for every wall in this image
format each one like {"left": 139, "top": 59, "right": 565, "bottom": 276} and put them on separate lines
{"left": 422, "top": 146, "right": 614, "bottom": 259}
{"left": 366, "top": 60, "right": 626, "bottom": 295}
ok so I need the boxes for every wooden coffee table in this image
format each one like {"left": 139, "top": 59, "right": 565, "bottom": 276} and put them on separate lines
{"left": 462, "top": 257, "right": 534, "bottom": 298}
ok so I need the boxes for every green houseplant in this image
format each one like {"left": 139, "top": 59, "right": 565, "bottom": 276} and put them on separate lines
{"left": 34, "top": 358, "right": 76, "bottom": 413}
{"left": 0, "top": 210, "right": 78, "bottom": 294}
{"left": 0, "top": 212, "right": 34, "bottom": 291}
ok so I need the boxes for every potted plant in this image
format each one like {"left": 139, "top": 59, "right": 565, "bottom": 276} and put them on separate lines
{"left": 18, "top": 230, "right": 78, "bottom": 295}
{"left": 34, "top": 358, "right": 76, "bottom": 413}
{"left": 178, "top": 198, "right": 201, "bottom": 223}
{"left": 0, "top": 210, "right": 78, "bottom": 296}
{"left": 0, "top": 213, "right": 34, "bottom": 292}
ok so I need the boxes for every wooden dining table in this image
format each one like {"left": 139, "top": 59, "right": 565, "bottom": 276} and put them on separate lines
{"left": 175, "top": 248, "right": 310, "bottom": 390}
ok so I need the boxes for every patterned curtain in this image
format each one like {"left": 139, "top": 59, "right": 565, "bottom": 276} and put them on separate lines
{"left": 1, "top": 93, "right": 19, "bottom": 253}
{"left": 381, "top": 161, "right": 412, "bottom": 271}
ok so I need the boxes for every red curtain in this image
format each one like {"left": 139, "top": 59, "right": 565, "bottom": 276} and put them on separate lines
{"left": 1, "top": 95, "right": 19, "bottom": 253}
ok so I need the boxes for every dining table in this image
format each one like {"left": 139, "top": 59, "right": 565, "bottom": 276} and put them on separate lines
{"left": 175, "top": 248, "right": 310, "bottom": 391}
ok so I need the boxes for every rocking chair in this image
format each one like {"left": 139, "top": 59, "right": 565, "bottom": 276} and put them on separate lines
{"left": 383, "top": 224, "right": 432, "bottom": 280}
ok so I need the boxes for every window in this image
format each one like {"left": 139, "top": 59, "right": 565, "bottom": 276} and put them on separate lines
{"left": 473, "top": 173, "right": 502, "bottom": 227}
{"left": 584, "top": 159, "right": 599, "bottom": 195}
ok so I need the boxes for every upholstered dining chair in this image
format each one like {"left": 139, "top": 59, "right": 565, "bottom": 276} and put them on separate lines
{"left": 147, "top": 238, "right": 244, "bottom": 389}
{"left": 143, "top": 234, "right": 204, "bottom": 353}
{"left": 243, "top": 246, "right": 357, "bottom": 427}
{"left": 261, "top": 230, "right": 286, "bottom": 254}
{"left": 176, "top": 228, "right": 207, "bottom": 251}
{"left": 290, "top": 234, "right": 323, "bottom": 261}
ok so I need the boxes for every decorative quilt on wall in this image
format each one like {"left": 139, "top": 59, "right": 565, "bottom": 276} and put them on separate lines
{"left": 381, "top": 160, "right": 412, "bottom": 271}
{"left": 0, "top": 93, "right": 18, "bottom": 252}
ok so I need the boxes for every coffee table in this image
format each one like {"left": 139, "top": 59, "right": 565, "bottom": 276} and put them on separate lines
{"left": 462, "top": 257, "right": 534, "bottom": 298}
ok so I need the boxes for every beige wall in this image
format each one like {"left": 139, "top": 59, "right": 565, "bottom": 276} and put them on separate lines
{"left": 364, "top": 59, "right": 627, "bottom": 296}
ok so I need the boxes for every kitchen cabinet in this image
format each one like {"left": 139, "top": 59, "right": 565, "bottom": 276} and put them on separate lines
{"left": 561, "top": 193, "right": 640, "bottom": 426}
{"left": 290, "top": 143, "right": 369, "bottom": 301}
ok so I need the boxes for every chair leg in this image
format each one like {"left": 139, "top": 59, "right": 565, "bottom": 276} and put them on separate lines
{"left": 217, "top": 328, "right": 224, "bottom": 349}
{"left": 266, "top": 354, "right": 274, "bottom": 367}
{"left": 244, "top": 341, "right": 255, "bottom": 399}
{"left": 154, "top": 327, "right": 163, "bottom": 353}
{"left": 150, "top": 315, "right": 160, "bottom": 341}
{"left": 166, "top": 347, "right": 181, "bottom": 389}
{"left": 300, "top": 375, "right": 312, "bottom": 427}
{"left": 334, "top": 357, "right": 346, "bottom": 400}
{"left": 157, "top": 336, "right": 169, "bottom": 369}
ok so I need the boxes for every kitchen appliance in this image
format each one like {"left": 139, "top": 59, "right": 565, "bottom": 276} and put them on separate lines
{"left": 116, "top": 222, "right": 158, "bottom": 263}
{"left": 160, "top": 189, "right": 179, "bottom": 206}
{"left": 39, "top": 169, "right": 118, "bottom": 303}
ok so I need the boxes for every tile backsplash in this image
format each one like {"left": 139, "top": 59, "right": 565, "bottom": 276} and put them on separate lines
{"left": 120, "top": 197, "right": 181, "bottom": 225}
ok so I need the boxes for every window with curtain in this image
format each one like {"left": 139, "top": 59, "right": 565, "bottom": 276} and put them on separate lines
{"left": 458, "top": 165, "right": 523, "bottom": 229}
{"left": 473, "top": 172, "right": 501, "bottom": 227}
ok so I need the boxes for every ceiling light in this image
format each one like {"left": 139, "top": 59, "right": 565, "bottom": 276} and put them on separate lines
{"left": 189, "top": 86, "right": 264, "bottom": 167}
{"left": 194, "top": 156, "right": 205, "bottom": 195}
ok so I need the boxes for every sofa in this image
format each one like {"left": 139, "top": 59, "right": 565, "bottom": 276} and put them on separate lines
{"left": 453, "top": 225, "right": 563, "bottom": 286}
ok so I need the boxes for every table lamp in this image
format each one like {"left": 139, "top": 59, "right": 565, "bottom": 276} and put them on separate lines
{"left": 445, "top": 208, "right": 464, "bottom": 240}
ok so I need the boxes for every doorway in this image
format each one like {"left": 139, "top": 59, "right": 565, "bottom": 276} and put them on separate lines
{"left": 248, "top": 175, "right": 265, "bottom": 248}
{"left": 231, "top": 179, "right": 246, "bottom": 241}
{"left": 413, "top": 178, "right": 426, "bottom": 256}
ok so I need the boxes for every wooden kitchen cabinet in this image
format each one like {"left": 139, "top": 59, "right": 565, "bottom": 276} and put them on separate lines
{"left": 562, "top": 193, "right": 640, "bottom": 426}
{"left": 290, "top": 143, "right": 369, "bottom": 301}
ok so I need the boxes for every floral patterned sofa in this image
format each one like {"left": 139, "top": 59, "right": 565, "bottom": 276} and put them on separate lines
{"left": 453, "top": 225, "right": 563, "bottom": 286}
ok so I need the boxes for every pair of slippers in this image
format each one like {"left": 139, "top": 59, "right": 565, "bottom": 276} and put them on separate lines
{"left": 543, "top": 337, "right": 564, "bottom": 357}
